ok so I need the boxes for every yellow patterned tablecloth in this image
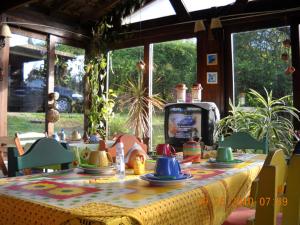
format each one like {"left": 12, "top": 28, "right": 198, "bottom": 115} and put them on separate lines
{"left": 0, "top": 154, "right": 264, "bottom": 225}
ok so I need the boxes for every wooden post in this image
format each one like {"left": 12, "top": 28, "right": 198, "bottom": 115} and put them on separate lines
{"left": 46, "top": 35, "right": 56, "bottom": 136}
{"left": 0, "top": 15, "right": 10, "bottom": 175}
{"left": 142, "top": 43, "right": 152, "bottom": 146}
{"left": 0, "top": 15, "right": 9, "bottom": 137}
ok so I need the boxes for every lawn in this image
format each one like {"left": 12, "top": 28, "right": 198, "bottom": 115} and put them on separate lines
{"left": 8, "top": 112, "right": 165, "bottom": 150}
{"left": 8, "top": 112, "right": 84, "bottom": 137}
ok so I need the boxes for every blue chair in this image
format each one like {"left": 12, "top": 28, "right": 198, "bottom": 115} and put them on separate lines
{"left": 219, "top": 132, "right": 268, "bottom": 154}
{"left": 8, "top": 138, "right": 74, "bottom": 177}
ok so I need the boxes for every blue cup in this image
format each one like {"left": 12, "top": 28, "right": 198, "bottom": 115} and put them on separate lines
{"left": 154, "top": 156, "right": 181, "bottom": 179}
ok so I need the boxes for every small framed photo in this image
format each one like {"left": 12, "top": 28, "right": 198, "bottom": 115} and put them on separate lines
{"left": 207, "top": 72, "right": 218, "bottom": 84}
{"left": 207, "top": 53, "right": 218, "bottom": 66}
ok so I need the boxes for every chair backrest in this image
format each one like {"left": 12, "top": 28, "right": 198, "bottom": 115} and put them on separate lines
{"left": 219, "top": 132, "right": 268, "bottom": 154}
{"left": 9, "top": 138, "right": 74, "bottom": 176}
{"left": 247, "top": 149, "right": 287, "bottom": 225}
{"left": 14, "top": 132, "right": 47, "bottom": 155}
{"left": 282, "top": 154, "right": 300, "bottom": 225}
{"left": 107, "top": 134, "right": 147, "bottom": 158}
{"left": 263, "top": 149, "right": 287, "bottom": 195}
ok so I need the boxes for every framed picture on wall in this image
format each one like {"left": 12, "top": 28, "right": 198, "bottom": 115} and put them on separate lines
{"left": 207, "top": 53, "right": 218, "bottom": 66}
{"left": 207, "top": 72, "right": 218, "bottom": 84}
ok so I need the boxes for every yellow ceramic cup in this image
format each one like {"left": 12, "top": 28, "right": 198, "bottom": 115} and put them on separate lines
{"left": 88, "top": 150, "right": 112, "bottom": 167}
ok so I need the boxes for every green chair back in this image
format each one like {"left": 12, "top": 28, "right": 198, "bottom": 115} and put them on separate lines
{"left": 8, "top": 138, "right": 74, "bottom": 176}
{"left": 219, "top": 132, "right": 268, "bottom": 154}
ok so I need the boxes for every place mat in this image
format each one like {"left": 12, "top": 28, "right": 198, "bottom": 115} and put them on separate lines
{"left": 6, "top": 180, "right": 101, "bottom": 200}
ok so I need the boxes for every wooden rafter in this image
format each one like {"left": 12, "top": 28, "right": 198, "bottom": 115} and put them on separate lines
{"left": 54, "top": 0, "right": 73, "bottom": 12}
{"left": 169, "top": 0, "right": 190, "bottom": 20}
{"left": 0, "top": 0, "right": 37, "bottom": 14}
{"left": 7, "top": 8, "right": 90, "bottom": 40}
{"left": 80, "top": 0, "right": 122, "bottom": 22}
{"left": 235, "top": 0, "right": 248, "bottom": 4}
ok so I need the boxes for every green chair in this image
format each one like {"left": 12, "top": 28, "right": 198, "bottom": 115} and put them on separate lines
{"left": 8, "top": 138, "right": 74, "bottom": 177}
{"left": 219, "top": 132, "right": 268, "bottom": 154}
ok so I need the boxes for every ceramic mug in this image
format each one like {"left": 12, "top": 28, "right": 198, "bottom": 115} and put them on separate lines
{"left": 154, "top": 156, "right": 181, "bottom": 179}
{"left": 133, "top": 154, "right": 145, "bottom": 175}
{"left": 88, "top": 150, "right": 112, "bottom": 167}
{"left": 156, "top": 144, "right": 176, "bottom": 156}
{"left": 216, "top": 147, "right": 233, "bottom": 162}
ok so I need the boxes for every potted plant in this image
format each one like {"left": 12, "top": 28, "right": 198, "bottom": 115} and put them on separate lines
{"left": 118, "top": 66, "right": 165, "bottom": 139}
{"left": 215, "top": 88, "right": 299, "bottom": 155}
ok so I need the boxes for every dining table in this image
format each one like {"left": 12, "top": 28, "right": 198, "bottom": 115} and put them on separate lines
{"left": 0, "top": 153, "right": 265, "bottom": 225}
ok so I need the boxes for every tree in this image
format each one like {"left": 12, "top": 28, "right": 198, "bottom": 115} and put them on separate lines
{"left": 233, "top": 27, "right": 293, "bottom": 105}
{"left": 110, "top": 39, "right": 197, "bottom": 106}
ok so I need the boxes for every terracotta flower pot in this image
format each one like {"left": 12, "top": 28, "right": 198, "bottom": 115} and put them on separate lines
{"left": 281, "top": 53, "right": 289, "bottom": 61}
{"left": 283, "top": 39, "right": 291, "bottom": 48}
{"left": 285, "top": 66, "right": 296, "bottom": 75}
{"left": 136, "top": 60, "right": 145, "bottom": 72}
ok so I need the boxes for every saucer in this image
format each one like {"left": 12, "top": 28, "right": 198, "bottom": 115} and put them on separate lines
{"left": 146, "top": 173, "right": 190, "bottom": 180}
{"left": 140, "top": 173, "right": 192, "bottom": 186}
{"left": 78, "top": 165, "right": 115, "bottom": 175}
{"left": 207, "top": 158, "right": 244, "bottom": 168}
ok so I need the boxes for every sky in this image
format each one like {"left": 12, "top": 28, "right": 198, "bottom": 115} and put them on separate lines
{"left": 123, "top": 0, "right": 235, "bottom": 24}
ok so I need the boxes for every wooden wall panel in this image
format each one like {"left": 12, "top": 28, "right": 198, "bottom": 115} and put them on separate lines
{"left": 197, "top": 30, "right": 225, "bottom": 116}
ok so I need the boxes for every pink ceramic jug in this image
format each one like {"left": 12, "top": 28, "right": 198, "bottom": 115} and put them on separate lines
{"left": 156, "top": 144, "right": 176, "bottom": 156}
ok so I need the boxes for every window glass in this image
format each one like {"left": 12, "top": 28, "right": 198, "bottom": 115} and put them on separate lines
{"left": 8, "top": 34, "right": 47, "bottom": 136}
{"left": 54, "top": 43, "right": 85, "bottom": 137}
{"left": 152, "top": 38, "right": 197, "bottom": 149}
{"left": 232, "top": 26, "right": 293, "bottom": 106}
{"left": 122, "top": 0, "right": 175, "bottom": 24}
{"left": 109, "top": 46, "right": 144, "bottom": 138}
{"left": 182, "top": 0, "right": 235, "bottom": 12}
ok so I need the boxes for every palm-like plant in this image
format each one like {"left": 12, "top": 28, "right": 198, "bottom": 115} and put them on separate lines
{"left": 216, "top": 88, "right": 299, "bottom": 154}
{"left": 119, "top": 74, "right": 165, "bottom": 139}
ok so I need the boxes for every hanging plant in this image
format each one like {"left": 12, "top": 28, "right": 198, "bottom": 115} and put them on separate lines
{"left": 281, "top": 38, "right": 295, "bottom": 75}
{"left": 84, "top": 0, "right": 147, "bottom": 138}
{"left": 85, "top": 55, "right": 116, "bottom": 139}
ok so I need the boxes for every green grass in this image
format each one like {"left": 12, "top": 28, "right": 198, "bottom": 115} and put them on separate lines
{"left": 152, "top": 112, "right": 165, "bottom": 150}
{"left": 8, "top": 112, "right": 164, "bottom": 150}
{"left": 8, "top": 112, "right": 46, "bottom": 136}
{"left": 8, "top": 112, "right": 84, "bottom": 137}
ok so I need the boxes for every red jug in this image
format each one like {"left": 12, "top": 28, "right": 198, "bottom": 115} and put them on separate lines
{"left": 156, "top": 144, "right": 176, "bottom": 156}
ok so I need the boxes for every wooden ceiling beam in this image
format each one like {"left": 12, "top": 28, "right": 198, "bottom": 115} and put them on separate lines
{"left": 6, "top": 8, "right": 91, "bottom": 41}
{"left": 52, "top": 0, "right": 73, "bottom": 12}
{"left": 169, "top": 0, "right": 190, "bottom": 20}
{"left": 235, "top": 0, "right": 248, "bottom": 4}
{"left": 80, "top": 0, "right": 121, "bottom": 23}
{"left": 0, "top": 0, "right": 37, "bottom": 14}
